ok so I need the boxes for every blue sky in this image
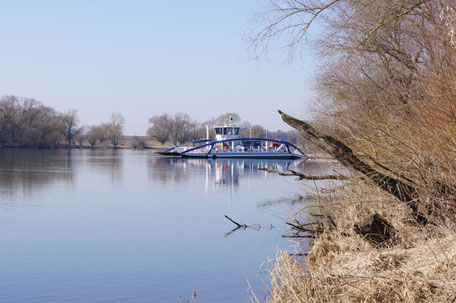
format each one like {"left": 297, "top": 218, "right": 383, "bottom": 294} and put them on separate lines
{"left": 0, "top": 0, "right": 317, "bottom": 135}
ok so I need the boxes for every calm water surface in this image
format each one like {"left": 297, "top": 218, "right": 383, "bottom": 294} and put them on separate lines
{"left": 0, "top": 149, "right": 337, "bottom": 302}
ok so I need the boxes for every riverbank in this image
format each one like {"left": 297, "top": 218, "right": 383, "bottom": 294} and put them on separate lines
{"left": 265, "top": 176, "right": 456, "bottom": 302}
{"left": 0, "top": 138, "right": 174, "bottom": 150}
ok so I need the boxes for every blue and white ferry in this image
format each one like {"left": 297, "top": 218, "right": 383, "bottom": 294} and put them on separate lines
{"left": 158, "top": 122, "right": 307, "bottom": 159}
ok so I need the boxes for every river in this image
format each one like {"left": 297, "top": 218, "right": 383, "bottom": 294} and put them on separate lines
{"left": 0, "top": 149, "right": 338, "bottom": 302}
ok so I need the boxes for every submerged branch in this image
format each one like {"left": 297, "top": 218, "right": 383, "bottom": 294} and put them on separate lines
{"left": 286, "top": 222, "right": 324, "bottom": 234}
{"left": 224, "top": 215, "right": 246, "bottom": 228}
{"left": 282, "top": 234, "right": 315, "bottom": 238}
{"left": 258, "top": 167, "right": 350, "bottom": 180}
{"left": 223, "top": 215, "right": 262, "bottom": 238}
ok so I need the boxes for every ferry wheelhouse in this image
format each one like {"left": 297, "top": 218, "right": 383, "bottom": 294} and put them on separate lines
{"left": 158, "top": 122, "right": 307, "bottom": 159}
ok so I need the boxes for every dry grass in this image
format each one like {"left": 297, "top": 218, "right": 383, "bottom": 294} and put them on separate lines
{"left": 261, "top": 181, "right": 456, "bottom": 303}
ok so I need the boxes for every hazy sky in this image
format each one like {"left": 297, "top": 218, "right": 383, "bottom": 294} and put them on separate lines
{"left": 0, "top": 0, "right": 317, "bottom": 135}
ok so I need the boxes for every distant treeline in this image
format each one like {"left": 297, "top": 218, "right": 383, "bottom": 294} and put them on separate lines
{"left": 0, "top": 95, "right": 299, "bottom": 148}
{"left": 147, "top": 112, "right": 300, "bottom": 145}
{"left": 0, "top": 95, "right": 124, "bottom": 148}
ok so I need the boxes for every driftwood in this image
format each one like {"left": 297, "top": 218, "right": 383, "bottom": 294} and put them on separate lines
{"left": 278, "top": 110, "right": 427, "bottom": 225}
{"left": 224, "top": 215, "right": 247, "bottom": 228}
{"left": 258, "top": 167, "right": 350, "bottom": 180}
{"left": 282, "top": 234, "right": 315, "bottom": 238}
{"left": 286, "top": 222, "right": 324, "bottom": 234}
{"left": 224, "top": 215, "right": 261, "bottom": 238}
{"left": 282, "top": 219, "right": 328, "bottom": 239}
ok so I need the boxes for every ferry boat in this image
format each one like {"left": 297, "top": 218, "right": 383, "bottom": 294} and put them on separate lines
{"left": 158, "top": 122, "right": 307, "bottom": 159}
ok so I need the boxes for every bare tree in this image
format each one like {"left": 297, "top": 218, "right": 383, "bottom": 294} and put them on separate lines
{"left": 86, "top": 125, "right": 105, "bottom": 148}
{"left": 238, "top": 121, "right": 251, "bottom": 138}
{"left": 179, "top": 120, "right": 201, "bottom": 143}
{"left": 0, "top": 95, "right": 18, "bottom": 146}
{"left": 61, "top": 109, "right": 80, "bottom": 146}
{"left": 251, "top": 0, "right": 456, "bottom": 219}
{"left": 250, "top": 0, "right": 428, "bottom": 60}
{"left": 105, "top": 113, "right": 125, "bottom": 149}
{"left": 147, "top": 114, "right": 171, "bottom": 145}
{"left": 250, "top": 124, "right": 266, "bottom": 138}
{"left": 248, "top": 3, "right": 456, "bottom": 300}
{"left": 268, "top": 129, "right": 289, "bottom": 141}
{"left": 214, "top": 113, "right": 241, "bottom": 125}
{"left": 0, "top": 95, "right": 65, "bottom": 147}
{"left": 169, "top": 113, "right": 196, "bottom": 145}
{"left": 75, "top": 125, "right": 87, "bottom": 147}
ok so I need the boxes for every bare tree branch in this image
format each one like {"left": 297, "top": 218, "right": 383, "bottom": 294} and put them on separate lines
{"left": 278, "top": 110, "right": 428, "bottom": 224}
{"left": 250, "top": 0, "right": 428, "bottom": 60}
{"left": 224, "top": 215, "right": 246, "bottom": 228}
{"left": 258, "top": 166, "right": 350, "bottom": 180}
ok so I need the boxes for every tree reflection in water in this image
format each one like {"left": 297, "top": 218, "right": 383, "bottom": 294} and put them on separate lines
{"left": 0, "top": 149, "right": 75, "bottom": 202}
{"left": 85, "top": 149, "right": 123, "bottom": 184}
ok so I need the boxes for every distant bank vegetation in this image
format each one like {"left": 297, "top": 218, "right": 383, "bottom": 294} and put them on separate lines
{"left": 0, "top": 95, "right": 125, "bottom": 149}
{"left": 146, "top": 112, "right": 300, "bottom": 146}
{"left": 0, "top": 95, "right": 299, "bottom": 149}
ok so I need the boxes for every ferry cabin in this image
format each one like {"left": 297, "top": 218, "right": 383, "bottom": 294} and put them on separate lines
{"left": 214, "top": 126, "right": 240, "bottom": 141}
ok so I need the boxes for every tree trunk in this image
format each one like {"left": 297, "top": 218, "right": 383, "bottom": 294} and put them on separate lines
{"left": 279, "top": 110, "right": 427, "bottom": 224}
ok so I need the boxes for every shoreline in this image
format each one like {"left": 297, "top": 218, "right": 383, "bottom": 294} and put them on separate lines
{"left": 0, "top": 143, "right": 172, "bottom": 151}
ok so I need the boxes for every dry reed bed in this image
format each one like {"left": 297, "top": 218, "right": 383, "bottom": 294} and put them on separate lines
{"left": 265, "top": 182, "right": 456, "bottom": 302}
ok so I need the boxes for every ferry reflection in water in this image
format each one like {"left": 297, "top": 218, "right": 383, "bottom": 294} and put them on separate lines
{"left": 148, "top": 157, "right": 305, "bottom": 189}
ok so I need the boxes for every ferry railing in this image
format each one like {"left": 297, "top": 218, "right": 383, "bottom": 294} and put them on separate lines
{"left": 179, "top": 138, "right": 308, "bottom": 157}
{"left": 161, "top": 139, "right": 215, "bottom": 153}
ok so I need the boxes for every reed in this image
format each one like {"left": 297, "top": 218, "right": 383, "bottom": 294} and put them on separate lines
{"left": 261, "top": 179, "right": 456, "bottom": 302}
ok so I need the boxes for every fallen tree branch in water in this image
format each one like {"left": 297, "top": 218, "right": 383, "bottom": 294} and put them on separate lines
{"left": 224, "top": 215, "right": 262, "bottom": 238}
{"left": 286, "top": 222, "right": 324, "bottom": 234}
{"left": 282, "top": 234, "right": 315, "bottom": 239}
{"left": 258, "top": 167, "right": 350, "bottom": 181}
{"left": 225, "top": 215, "right": 323, "bottom": 239}
{"left": 224, "top": 215, "right": 246, "bottom": 228}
